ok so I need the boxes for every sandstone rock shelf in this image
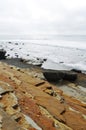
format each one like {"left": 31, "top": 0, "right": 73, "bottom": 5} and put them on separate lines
{"left": 0, "top": 62, "right": 86, "bottom": 130}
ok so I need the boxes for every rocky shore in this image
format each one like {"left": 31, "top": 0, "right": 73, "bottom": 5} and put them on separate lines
{"left": 0, "top": 59, "right": 85, "bottom": 130}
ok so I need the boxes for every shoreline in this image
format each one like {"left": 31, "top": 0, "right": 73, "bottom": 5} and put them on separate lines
{"left": 1, "top": 58, "right": 43, "bottom": 69}
{"left": 0, "top": 41, "right": 86, "bottom": 72}
{"left": 2, "top": 58, "right": 86, "bottom": 97}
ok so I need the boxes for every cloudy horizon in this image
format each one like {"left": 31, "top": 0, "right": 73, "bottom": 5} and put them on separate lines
{"left": 0, "top": 0, "right": 86, "bottom": 35}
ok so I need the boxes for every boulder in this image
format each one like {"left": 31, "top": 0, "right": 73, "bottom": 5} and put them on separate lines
{"left": 43, "top": 58, "right": 47, "bottom": 62}
{"left": 0, "top": 49, "right": 6, "bottom": 59}
{"left": 71, "top": 69, "right": 82, "bottom": 73}
{"left": 43, "top": 70, "right": 64, "bottom": 82}
{"left": 8, "top": 42, "right": 12, "bottom": 44}
{"left": 43, "top": 70, "right": 77, "bottom": 82}
{"left": 15, "top": 43, "right": 18, "bottom": 45}
{"left": 62, "top": 71, "right": 77, "bottom": 81}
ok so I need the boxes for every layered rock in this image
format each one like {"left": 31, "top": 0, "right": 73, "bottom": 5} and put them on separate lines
{"left": 0, "top": 62, "right": 85, "bottom": 130}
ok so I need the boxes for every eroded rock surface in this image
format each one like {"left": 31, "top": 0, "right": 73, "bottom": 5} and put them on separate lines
{"left": 0, "top": 62, "right": 85, "bottom": 130}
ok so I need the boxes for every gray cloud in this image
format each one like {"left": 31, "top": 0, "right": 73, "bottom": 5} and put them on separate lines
{"left": 0, "top": 0, "right": 86, "bottom": 34}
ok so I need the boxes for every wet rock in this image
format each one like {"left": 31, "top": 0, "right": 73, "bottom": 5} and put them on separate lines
{"left": 43, "top": 58, "right": 47, "bottom": 62}
{"left": 59, "top": 61, "right": 64, "bottom": 64}
{"left": 15, "top": 54, "right": 19, "bottom": 58}
{"left": 71, "top": 69, "right": 82, "bottom": 73}
{"left": 0, "top": 49, "right": 6, "bottom": 59}
{"left": 35, "top": 63, "right": 42, "bottom": 67}
{"left": 15, "top": 43, "right": 18, "bottom": 45}
{"left": 43, "top": 70, "right": 64, "bottom": 82}
{"left": 20, "top": 57, "right": 45, "bottom": 67}
{"left": 8, "top": 42, "right": 12, "bottom": 44}
{"left": 20, "top": 58, "right": 24, "bottom": 62}
{"left": 43, "top": 70, "right": 77, "bottom": 82}
{"left": 63, "top": 71, "right": 77, "bottom": 81}
{"left": 7, "top": 54, "right": 10, "bottom": 57}
{"left": 10, "top": 48, "right": 13, "bottom": 51}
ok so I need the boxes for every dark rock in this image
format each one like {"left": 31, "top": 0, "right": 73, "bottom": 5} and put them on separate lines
{"left": 62, "top": 71, "right": 77, "bottom": 81}
{"left": 10, "top": 48, "right": 13, "bottom": 51}
{"left": 20, "top": 57, "right": 44, "bottom": 67}
{"left": 37, "top": 58, "right": 40, "bottom": 60}
{"left": 12, "top": 104, "right": 18, "bottom": 109}
{"left": 43, "top": 70, "right": 77, "bottom": 82}
{"left": 10, "top": 66, "right": 13, "bottom": 69}
{"left": 59, "top": 61, "right": 64, "bottom": 64}
{"left": 8, "top": 42, "right": 12, "bottom": 44}
{"left": 71, "top": 69, "right": 82, "bottom": 73}
{"left": 46, "top": 86, "right": 52, "bottom": 89}
{"left": 20, "top": 58, "right": 26, "bottom": 62}
{"left": 35, "top": 63, "right": 42, "bottom": 67}
{"left": 43, "top": 58, "right": 47, "bottom": 61}
{"left": 17, "top": 68, "right": 21, "bottom": 71}
{"left": 43, "top": 70, "right": 64, "bottom": 82}
{"left": 36, "top": 58, "right": 44, "bottom": 63}
{"left": 15, "top": 55, "right": 19, "bottom": 58}
{"left": 15, "top": 43, "right": 18, "bottom": 45}
{"left": 0, "top": 49, "right": 6, "bottom": 59}
{"left": 7, "top": 54, "right": 10, "bottom": 57}
{"left": 15, "top": 53, "right": 18, "bottom": 55}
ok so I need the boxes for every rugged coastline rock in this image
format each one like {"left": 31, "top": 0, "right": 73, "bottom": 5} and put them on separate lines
{"left": 0, "top": 49, "right": 6, "bottom": 59}
{"left": 20, "top": 57, "right": 46, "bottom": 67}
{"left": 43, "top": 70, "right": 77, "bottom": 82}
{"left": 71, "top": 69, "right": 82, "bottom": 73}
{"left": 0, "top": 62, "right": 85, "bottom": 130}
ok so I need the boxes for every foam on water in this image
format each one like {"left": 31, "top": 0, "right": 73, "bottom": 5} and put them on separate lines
{"left": 0, "top": 35, "right": 86, "bottom": 72}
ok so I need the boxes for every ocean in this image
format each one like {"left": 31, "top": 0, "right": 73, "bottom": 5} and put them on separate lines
{"left": 0, "top": 34, "right": 86, "bottom": 72}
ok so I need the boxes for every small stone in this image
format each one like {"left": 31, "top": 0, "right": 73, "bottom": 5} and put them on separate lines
{"left": 17, "top": 68, "right": 21, "bottom": 71}
{"left": 15, "top": 43, "right": 18, "bottom": 45}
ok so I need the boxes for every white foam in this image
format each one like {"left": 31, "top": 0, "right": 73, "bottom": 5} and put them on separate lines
{"left": 0, "top": 40, "right": 86, "bottom": 72}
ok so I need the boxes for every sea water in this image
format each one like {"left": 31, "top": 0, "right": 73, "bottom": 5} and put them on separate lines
{"left": 0, "top": 34, "right": 86, "bottom": 72}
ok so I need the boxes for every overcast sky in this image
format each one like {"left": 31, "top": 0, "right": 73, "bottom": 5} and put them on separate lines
{"left": 0, "top": 0, "right": 86, "bottom": 35}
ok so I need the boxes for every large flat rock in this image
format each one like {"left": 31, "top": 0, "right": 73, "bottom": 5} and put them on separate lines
{"left": 0, "top": 62, "right": 85, "bottom": 130}
{"left": 43, "top": 69, "right": 77, "bottom": 82}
